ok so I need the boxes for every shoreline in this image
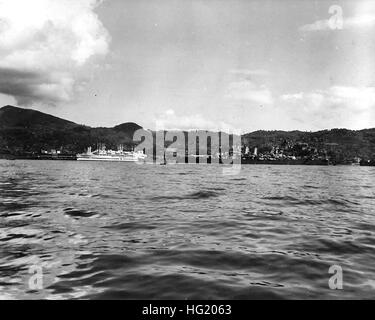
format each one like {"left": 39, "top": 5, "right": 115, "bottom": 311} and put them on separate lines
{"left": 0, "top": 157, "right": 372, "bottom": 166}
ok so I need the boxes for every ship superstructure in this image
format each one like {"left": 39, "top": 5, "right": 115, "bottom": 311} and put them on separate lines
{"left": 77, "top": 144, "right": 146, "bottom": 162}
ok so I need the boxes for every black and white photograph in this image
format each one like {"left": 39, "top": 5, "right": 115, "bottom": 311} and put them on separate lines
{"left": 0, "top": 0, "right": 375, "bottom": 305}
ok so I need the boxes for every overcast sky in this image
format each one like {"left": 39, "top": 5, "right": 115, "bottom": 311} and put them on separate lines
{"left": 0, "top": 0, "right": 375, "bottom": 132}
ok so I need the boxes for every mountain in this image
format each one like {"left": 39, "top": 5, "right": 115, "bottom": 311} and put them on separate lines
{"left": 0, "top": 105, "right": 77, "bottom": 129}
{"left": 242, "top": 128, "right": 375, "bottom": 161}
{"left": 113, "top": 122, "right": 142, "bottom": 135}
{"left": 1, "top": 105, "right": 375, "bottom": 161}
{"left": 0, "top": 106, "right": 143, "bottom": 155}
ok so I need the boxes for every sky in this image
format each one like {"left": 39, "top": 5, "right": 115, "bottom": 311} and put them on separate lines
{"left": 0, "top": 0, "right": 375, "bottom": 132}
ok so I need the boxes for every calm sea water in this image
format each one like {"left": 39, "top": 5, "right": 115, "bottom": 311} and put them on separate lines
{"left": 0, "top": 160, "right": 375, "bottom": 299}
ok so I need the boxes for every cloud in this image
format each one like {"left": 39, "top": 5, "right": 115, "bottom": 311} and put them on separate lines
{"left": 281, "top": 86, "right": 375, "bottom": 111}
{"left": 155, "top": 109, "right": 237, "bottom": 132}
{"left": 229, "top": 69, "right": 270, "bottom": 77}
{"left": 0, "top": 0, "right": 110, "bottom": 106}
{"left": 0, "top": 67, "right": 77, "bottom": 106}
{"left": 281, "top": 86, "right": 375, "bottom": 129}
{"left": 299, "top": 20, "right": 333, "bottom": 32}
{"left": 300, "top": 15, "right": 375, "bottom": 32}
{"left": 225, "top": 68, "right": 273, "bottom": 105}
{"left": 225, "top": 80, "right": 274, "bottom": 105}
{"left": 300, "top": 4, "right": 375, "bottom": 32}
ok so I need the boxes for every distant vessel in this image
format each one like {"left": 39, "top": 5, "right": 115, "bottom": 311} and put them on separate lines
{"left": 360, "top": 160, "right": 375, "bottom": 167}
{"left": 241, "top": 157, "right": 329, "bottom": 165}
{"left": 77, "top": 145, "right": 147, "bottom": 162}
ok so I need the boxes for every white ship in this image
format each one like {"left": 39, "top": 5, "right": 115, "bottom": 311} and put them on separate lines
{"left": 77, "top": 145, "right": 147, "bottom": 162}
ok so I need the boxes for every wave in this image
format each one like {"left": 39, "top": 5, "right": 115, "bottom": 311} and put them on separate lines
{"left": 230, "top": 178, "right": 247, "bottom": 181}
{"left": 103, "top": 222, "right": 156, "bottom": 231}
{"left": 262, "top": 196, "right": 360, "bottom": 207}
{"left": 150, "top": 190, "right": 221, "bottom": 201}
{"left": 63, "top": 208, "right": 98, "bottom": 218}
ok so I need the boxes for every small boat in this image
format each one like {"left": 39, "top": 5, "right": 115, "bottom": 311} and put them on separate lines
{"left": 160, "top": 152, "right": 167, "bottom": 165}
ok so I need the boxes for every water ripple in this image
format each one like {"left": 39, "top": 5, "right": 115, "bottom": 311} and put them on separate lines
{"left": 0, "top": 160, "right": 375, "bottom": 299}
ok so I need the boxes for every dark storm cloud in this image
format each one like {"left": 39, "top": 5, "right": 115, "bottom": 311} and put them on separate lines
{"left": 0, "top": 0, "right": 110, "bottom": 107}
{"left": 0, "top": 68, "right": 43, "bottom": 105}
{"left": 0, "top": 68, "right": 72, "bottom": 106}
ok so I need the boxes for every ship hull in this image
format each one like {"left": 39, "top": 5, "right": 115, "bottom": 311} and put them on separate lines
{"left": 77, "top": 157, "right": 140, "bottom": 162}
{"left": 77, "top": 155, "right": 141, "bottom": 162}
